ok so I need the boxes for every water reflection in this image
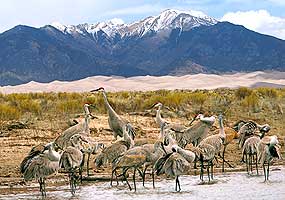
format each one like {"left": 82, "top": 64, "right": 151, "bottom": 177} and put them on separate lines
{"left": 1, "top": 166, "right": 285, "bottom": 200}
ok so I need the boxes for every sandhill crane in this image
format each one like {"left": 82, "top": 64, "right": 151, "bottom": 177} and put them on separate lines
{"left": 111, "top": 141, "right": 166, "bottom": 191}
{"left": 154, "top": 145, "right": 196, "bottom": 192}
{"left": 212, "top": 127, "right": 239, "bottom": 172}
{"left": 192, "top": 142, "right": 216, "bottom": 182}
{"left": 90, "top": 87, "right": 135, "bottom": 140}
{"left": 151, "top": 102, "right": 168, "bottom": 128}
{"left": 59, "top": 134, "right": 88, "bottom": 195}
{"left": 168, "top": 114, "right": 215, "bottom": 148}
{"left": 21, "top": 142, "right": 61, "bottom": 197}
{"left": 94, "top": 124, "right": 134, "bottom": 169}
{"left": 135, "top": 122, "right": 172, "bottom": 188}
{"left": 54, "top": 103, "right": 96, "bottom": 150}
{"left": 238, "top": 121, "right": 270, "bottom": 149}
{"left": 242, "top": 136, "right": 260, "bottom": 175}
{"left": 151, "top": 102, "right": 186, "bottom": 131}
{"left": 258, "top": 135, "right": 282, "bottom": 181}
{"left": 198, "top": 114, "right": 226, "bottom": 171}
{"left": 83, "top": 142, "right": 105, "bottom": 176}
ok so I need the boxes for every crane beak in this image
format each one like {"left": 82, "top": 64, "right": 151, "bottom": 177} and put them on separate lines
{"left": 164, "top": 106, "right": 172, "bottom": 111}
{"left": 90, "top": 87, "right": 104, "bottom": 92}
{"left": 80, "top": 136, "right": 90, "bottom": 144}
{"left": 89, "top": 113, "right": 98, "bottom": 119}
{"left": 89, "top": 104, "right": 96, "bottom": 109}
{"left": 150, "top": 103, "right": 158, "bottom": 109}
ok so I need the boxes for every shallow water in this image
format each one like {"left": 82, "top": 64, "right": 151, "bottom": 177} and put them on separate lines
{"left": 1, "top": 166, "right": 285, "bottom": 200}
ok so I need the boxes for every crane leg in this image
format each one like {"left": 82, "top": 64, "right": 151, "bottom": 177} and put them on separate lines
{"left": 222, "top": 145, "right": 226, "bottom": 172}
{"left": 267, "top": 162, "right": 270, "bottom": 181}
{"left": 175, "top": 176, "right": 181, "bottom": 192}
{"left": 250, "top": 154, "right": 253, "bottom": 173}
{"left": 133, "top": 168, "right": 137, "bottom": 192}
{"left": 87, "top": 152, "right": 91, "bottom": 176}
{"left": 263, "top": 164, "right": 266, "bottom": 182}
{"left": 151, "top": 169, "right": 155, "bottom": 188}
{"left": 255, "top": 154, "right": 259, "bottom": 175}
{"left": 123, "top": 168, "right": 132, "bottom": 191}
{"left": 211, "top": 160, "right": 214, "bottom": 180}
{"left": 111, "top": 168, "right": 115, "bottom": 186}
{"left": 207, "top": 162, "right": 210, "bottom": 182}
{"left": 200, "top": 159, "right": 204, "bottom": 181}
{"left": 249, "top": 154, "right": 252, "bottom": 174}
{"left": 142, "top": 166, "right": 148, "bottom": 186}
{"left": 218, "top": 154, "right": 233, "bottom": 168}
{"left": 39, "top": 177, "right": 46, "bottom": 197}
{"left": 245, "top": 153, "right": 246, "bottom": 174}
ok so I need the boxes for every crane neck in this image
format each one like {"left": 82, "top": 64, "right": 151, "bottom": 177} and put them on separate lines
{"left": 259, "top": 131, "right": 265, "bottom": 139}
{"left": 159, "top": 122, "right": 166, "bottom": 139}
{"left": 219, "top": 117, "right": 226, "bottom": 139}
{"left": 156, "top": 106, "right": 164, "bottom": 126}
{"left": 123, "top": 126, "right": 134, "bottom": 148}
{"left": 83, "top": 115, "right": 91, "bottom": 134}
{"left": 102, "top": 90, "right": 117, "bottom": 116}
{"left": 47, "top": 146, "right": 60, "bottom": 161}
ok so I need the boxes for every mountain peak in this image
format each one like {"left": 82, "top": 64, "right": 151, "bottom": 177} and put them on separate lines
{"left": 51, "top": 22, "right": 67, "bottom": 32}
{"left": 49, "top": 9, "right": 217, "bottom": 38}
{"left": 160, "top": 8, "right": 207, "bottom": 18}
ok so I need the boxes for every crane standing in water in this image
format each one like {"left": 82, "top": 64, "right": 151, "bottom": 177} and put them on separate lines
{"left": 21, "top": 142, "right": 61, "bottom": 197}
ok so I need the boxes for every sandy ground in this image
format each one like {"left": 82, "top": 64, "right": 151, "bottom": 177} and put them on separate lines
{"left": 1, "top": 71, "right": 285, "bottom": 93}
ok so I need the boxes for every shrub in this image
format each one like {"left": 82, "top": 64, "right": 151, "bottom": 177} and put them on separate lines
{"left": 235, "top": 87, "right": 252, "bottom": 100}
{"left": 242, "top": 92, "right": 260, "bottom": 112}
{"left": 0, "top": 104, "right": 21, "bottom": 120}
{"left": 189, "top": 91, "right": 207, "bottom": 108}
{"left": 257, "top": 87, "right": 279, "bottom": 98}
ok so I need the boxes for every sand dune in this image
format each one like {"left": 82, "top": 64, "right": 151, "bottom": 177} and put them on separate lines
{"left": 1, "top": 71, "right": 285, "bottom": 94}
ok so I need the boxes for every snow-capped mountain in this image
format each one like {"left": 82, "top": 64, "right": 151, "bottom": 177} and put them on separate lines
{"left": 51, "top": 9, "right": 217, "bottom": 39}
{"left": 1, "top": 9, "right": 285, "bottom": 86}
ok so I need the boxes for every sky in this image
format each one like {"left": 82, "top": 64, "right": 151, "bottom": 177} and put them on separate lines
{"left": 0, "top": 0, "right": 285, "bottom": 39}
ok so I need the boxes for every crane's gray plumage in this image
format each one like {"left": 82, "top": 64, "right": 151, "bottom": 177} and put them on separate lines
{"left": 94, "top": 124, "right": 134, "bottom": 168}
{"left": 194, "top": 114, "right": 226, "bottom": 178}
{"left": 154, "top": 145, "right": 195, "bottom": 192}
{"left": 232, "top": 120, "right": 247, "bottom": 132}
{"left": 242, "top": 136, "right": 260, "bottom": 174}
{"left": 111, "top": 141, "right": 165, "bottom": 191}
{"left": 59, "top": 134, "right": 87, "bottom": 194}
{"left": 257, "top": 135, "right": 282, "bottom": 181}
{"left": 199, "top": 115, "right": 225, "bottom": 155}
{"left": 91, "top": 87, "right": 136, "bottom": 140}
{"left": 22, "top": 142, "right": 60, "bottom": 197}
{"left": 168, "top": 114, "right": 215, "bottom": 148}
{"left": 83, "top": 141, "right": 105, "bottom": 176}
{"left": 194, "top": 142, "right": 216, "bottom": 182}
{"left": 20, "top": 144, "right": 45, "bottom": 174}
{"left": 238, "top": 121, "right": 270, "bottom": 149}
{"left": 54, "top": 103, "right": 95, "bottom": 150}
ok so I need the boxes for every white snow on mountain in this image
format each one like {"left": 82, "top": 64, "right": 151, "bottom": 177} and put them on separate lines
{"left": 50, "top": 9, "right": 218, "bottom": 39}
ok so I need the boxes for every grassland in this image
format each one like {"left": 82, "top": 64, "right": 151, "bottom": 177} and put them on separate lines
{"left": 0, "top": 87, "right": 285, "bottom": 189}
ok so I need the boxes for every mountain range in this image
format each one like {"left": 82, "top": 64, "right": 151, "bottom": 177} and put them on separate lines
{"left": 0, "top": 9, "right": 285, "bottom": 86}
